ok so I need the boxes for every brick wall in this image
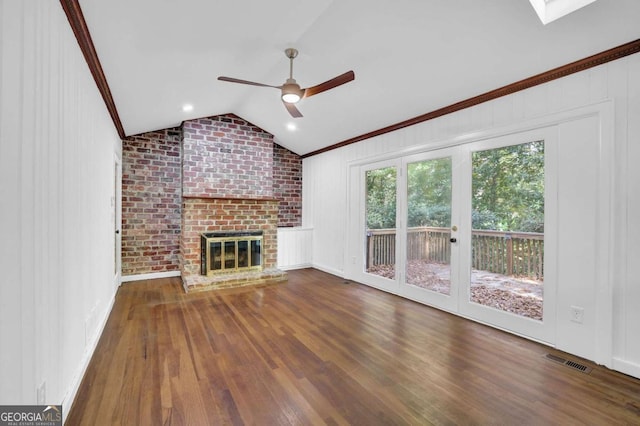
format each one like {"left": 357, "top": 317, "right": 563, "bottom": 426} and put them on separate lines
{"left": 121, "top": 128, "right": 182, "bottom": 275}
{"left": 182, "top": 115, "right": 274, "bottom": 199}
{"left": 120, "top": 114, "right": 302, "bottom": 279}
{"left": 273, "top": 143, "right": 302, "bottom": 227}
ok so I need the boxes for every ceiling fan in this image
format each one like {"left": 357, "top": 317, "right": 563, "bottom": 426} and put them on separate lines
{"left": 217, "top": 48, "right": 355, "bottom": 118}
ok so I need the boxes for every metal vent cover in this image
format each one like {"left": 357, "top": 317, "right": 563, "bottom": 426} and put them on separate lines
{"left": 545, "top": 353, "right": 593, "bottom": 374}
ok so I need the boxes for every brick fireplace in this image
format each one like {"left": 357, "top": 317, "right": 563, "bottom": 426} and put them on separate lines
{"left": 121, "top": 113, "right": 300, "bottom": 288}
{"left": 179, "top": 115, "right": 286, "bottom": 291}
{"left": 180, "top": 197, "right": 283, "bottom": 289}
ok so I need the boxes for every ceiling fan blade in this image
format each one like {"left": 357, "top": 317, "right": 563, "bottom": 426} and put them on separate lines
{"left": 217, "top": 76, "right": 281, "bottom": 89}
{"left": 283, "top": 101, "right": 303, "bottom": 118}
{"left": 303, "top": 70, "right": 355, "bottom": 98}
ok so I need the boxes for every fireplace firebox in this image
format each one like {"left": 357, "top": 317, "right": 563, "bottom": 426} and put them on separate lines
{"left": 200, "top": 231, "right": 263, "bottom": 276}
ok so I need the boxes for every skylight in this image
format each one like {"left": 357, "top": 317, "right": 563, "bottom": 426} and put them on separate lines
{"left": 529, "top": 0, "right": 598, "bottom": 24}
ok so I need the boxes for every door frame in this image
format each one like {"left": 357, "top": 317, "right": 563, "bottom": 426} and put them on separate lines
{"left": 113, "top": 155, "right": 122, "bottom": 289}
{"left": 343, "top": 101, "right": 613, "bottom": 363}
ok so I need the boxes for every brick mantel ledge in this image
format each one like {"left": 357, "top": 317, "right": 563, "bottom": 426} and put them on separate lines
{"left": 182, "top": 195, "right": 280, "bottom": 202}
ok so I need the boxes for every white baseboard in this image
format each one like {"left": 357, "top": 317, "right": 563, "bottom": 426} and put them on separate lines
{"left": 121, "top": 270, "right": 181, "bottom": 282}
{"left": 311, "top": 263, "right": 345, "bottom": 278}
{"left": 61, "top": 291, "right": 116, "bottom": 422}
{"left": 612, "top": 357, "right": 640, "bottom": 380}
{"left": 278, "top": 263, "right": 312, "bottom": 271}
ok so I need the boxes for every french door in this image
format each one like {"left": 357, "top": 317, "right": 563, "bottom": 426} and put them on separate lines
{"left": 401, "top": 147, "right": 461, "bottom": 313}
{"left": 457, "top": 131, "right": 557, "bottom": 343}
{"left": 350, "top": 159, "right": 401, "bottom": 293}
{"left": 349, "top": 128, "right": 557, "bottom": 344}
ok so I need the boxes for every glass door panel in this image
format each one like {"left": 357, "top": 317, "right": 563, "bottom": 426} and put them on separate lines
{"left": 406, "top": 157, "right": 452, "bottom": 295}
{"left": 238, "top": 240, "right": 249, "bottom": 268}
{"left": 224, "top": 241, "right": 236, "bottom": 269}
{"left": 470, "top": 140, "right": 545, "bottom": 321}
{"left": 251, "top": 240, "right": 261, "bottom": 267}
{"left": 365, "top": 166, "right": 397, "bottom": 280}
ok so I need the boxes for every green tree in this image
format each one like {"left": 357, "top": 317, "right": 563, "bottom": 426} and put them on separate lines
{"left": 366, "top": 167, "right": 397, "bottom": 229}
{"left": 364, "top": 140, "right": 545, "bottom": 233}
{"left": 407, "top": 158, "right": 451, "bottom": 227}
{"left": 472, "top": 141, "right": 544, "bottom": 232}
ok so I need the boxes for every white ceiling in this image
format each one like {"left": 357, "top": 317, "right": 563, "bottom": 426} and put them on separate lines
{"left": 78, "top": 0, "right": 640, "bottom": 156}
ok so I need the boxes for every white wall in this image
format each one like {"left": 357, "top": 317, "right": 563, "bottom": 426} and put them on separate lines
{"left": 303, "top": 53, "right": 640, "bottom": 378}
{"left": 0, "top": 0, "right": 121, "bottom": 416}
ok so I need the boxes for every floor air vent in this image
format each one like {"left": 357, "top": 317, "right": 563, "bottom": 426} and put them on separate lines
{"left": 545, "top": 353, "right": 592, "bottom": 374}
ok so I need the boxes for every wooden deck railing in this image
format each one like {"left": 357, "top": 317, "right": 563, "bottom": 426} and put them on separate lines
{"left": 366, "top": 227, "right": 544, "bottom": 278}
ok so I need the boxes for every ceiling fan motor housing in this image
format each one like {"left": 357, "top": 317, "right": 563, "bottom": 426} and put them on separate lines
{"left": 281, "top": 78, "right": 304, "bottom": 103}
{"left": 284, "top": 48, "right": 299, "bottom": 59}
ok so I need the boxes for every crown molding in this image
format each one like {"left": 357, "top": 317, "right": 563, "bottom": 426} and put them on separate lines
{"left": 302, "top": 38, "right": 640, "bottom": 158}
{"left": 60, "top": 0, "right": 126, "bottom": 139}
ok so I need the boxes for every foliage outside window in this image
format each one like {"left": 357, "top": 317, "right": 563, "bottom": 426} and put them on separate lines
{"left": 472, "top": 141, "right": 544, "bottom": 233}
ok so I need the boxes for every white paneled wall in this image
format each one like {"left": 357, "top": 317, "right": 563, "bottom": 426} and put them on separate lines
{"left": 303, "top": 54, "right": 640, "bottom": 378}
{"left": 277, "top": 227, "right": 313, "bottom": 270}
{"left": 0, "top": 0, "right": 121, "bottom": 416}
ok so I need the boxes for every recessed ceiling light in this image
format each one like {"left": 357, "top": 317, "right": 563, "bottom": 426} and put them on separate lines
{"left": 182, "top": 104, "right": 194, "bottom": 112}
{"left": 286, "top": 123, "right": 297, "bottom": 131}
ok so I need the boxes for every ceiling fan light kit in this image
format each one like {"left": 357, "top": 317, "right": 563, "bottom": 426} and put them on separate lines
{"left": 218, "top": 48, "right": 355, "bottom": 118}
{"left": 281, "top": 78, "right": 303, "bottom": 104}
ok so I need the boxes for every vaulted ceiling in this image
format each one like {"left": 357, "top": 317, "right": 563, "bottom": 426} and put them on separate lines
{"left": 77, "top": 0, "right": 640, "bottom": 156}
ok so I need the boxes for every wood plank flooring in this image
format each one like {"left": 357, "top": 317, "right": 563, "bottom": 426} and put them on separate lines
{"left": 67, "top": 268, "right": 640, "bottom": 425}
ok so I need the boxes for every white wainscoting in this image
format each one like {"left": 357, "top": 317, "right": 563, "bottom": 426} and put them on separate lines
{"left": 277, "top": 227, "right": 313, "bottom": 270}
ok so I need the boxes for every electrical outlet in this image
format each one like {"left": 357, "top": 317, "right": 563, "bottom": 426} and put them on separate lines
{"left": 570, "top": 305, "right": 584, "bottom": 323}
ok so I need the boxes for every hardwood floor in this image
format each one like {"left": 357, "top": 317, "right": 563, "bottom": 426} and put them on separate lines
{"left": 67, "top": 268, "right": 640, "bottom": 425}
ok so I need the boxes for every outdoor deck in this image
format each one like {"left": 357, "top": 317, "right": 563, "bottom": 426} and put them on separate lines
{"left": 366, "top": 227, "right": 544, "bottom": 319}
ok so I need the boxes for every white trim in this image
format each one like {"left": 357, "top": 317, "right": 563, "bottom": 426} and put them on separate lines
{"left": 277, "top": 226, "right": 314, "bottom": 233}
{"left": 113, "top": 155, "right": 122, "bottom": 290}
{"left": 594, "top": 101, "right": 615, "bottom": 367}
{"left": 279, "top": 263, "right": 313, "bottom": 271}
{"left": 61, "top": 292, "right": 116, "bottom": 422}
{"left": 311, "top": 262, "right": 345, "bottom": 279}
{"left": 612, "top": 357, "right": 640, "bottom": 380}
{"left": 121, "top": 270, "right": 181, "bottom": 283}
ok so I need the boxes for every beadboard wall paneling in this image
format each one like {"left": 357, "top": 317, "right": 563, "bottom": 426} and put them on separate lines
{"left": 0, "top": 0, "right": 121, "bottom": 416}
{"left": 277, "top": 227, "right": 313, "bottom": 270}
{"left": 620, "top": 54, "right": 640, "bottom": 378}
{"left": 302, "top": 54, "right": 640, "bottom": 379}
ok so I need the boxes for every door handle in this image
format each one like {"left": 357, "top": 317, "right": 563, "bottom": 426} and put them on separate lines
{"left": 115, "top": 230, "right": 120, "bottom": 234}
{"left": 450, "top": 237, "right": 457, "bottom": 243}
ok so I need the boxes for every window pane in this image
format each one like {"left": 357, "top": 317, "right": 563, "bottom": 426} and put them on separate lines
{"left": 471, "top": 141, "right": 544, "bottom": 320}
{"left": 365, "top": 166, "right": 397, "bottom": 279}
{"left": 406, "top": 157, "right": 452, "bottom": 295}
